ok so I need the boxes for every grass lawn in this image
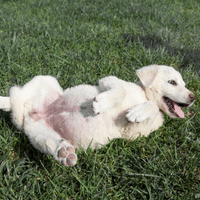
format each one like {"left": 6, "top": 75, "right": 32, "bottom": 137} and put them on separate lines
{"left": 0, "top": 0, "right": 200, "bottom": 199}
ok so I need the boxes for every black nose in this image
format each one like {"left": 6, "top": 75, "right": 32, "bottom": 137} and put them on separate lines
{"left": 189, "top": 93, "right": 195, "bottom": 101}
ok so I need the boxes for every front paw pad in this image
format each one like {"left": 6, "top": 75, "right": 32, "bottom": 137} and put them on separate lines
{"left": 57, "top": 145, "right": 77, "bottom": 166}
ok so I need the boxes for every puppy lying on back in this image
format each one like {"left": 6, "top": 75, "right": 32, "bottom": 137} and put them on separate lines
{"left": 0, "top": 65, "right": 195, "bottom": 166}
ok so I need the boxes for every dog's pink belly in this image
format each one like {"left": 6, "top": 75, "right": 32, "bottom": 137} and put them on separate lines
{"left": 39, "top": 95, "right": 98, "bottom": 145}
{"left": 45, "top": 111, "right": 94, "bottom": 145}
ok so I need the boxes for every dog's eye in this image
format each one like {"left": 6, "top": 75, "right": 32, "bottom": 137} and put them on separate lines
{"left": 168, "top": 80, "right": 177, "bottom": 85}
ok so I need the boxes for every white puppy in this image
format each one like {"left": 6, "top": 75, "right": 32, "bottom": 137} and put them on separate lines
{"left": 0, "top": 65, "right": 195, "bottom": 166}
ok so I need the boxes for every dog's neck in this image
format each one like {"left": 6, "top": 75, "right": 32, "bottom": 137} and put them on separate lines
{"left": 138, "top": 81, "right": 160, "bottom": 104}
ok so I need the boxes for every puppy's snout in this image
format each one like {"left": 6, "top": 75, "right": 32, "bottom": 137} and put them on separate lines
{"left": 189, "top": 93, "right": 195, "bottom": 102}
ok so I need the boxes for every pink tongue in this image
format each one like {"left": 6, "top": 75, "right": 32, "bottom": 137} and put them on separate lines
{"left": 174, "top": 103, "right": 185, "bottom": 118}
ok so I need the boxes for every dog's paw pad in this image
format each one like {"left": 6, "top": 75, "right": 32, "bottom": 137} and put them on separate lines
{"left": 57, "top": 147, "right": 67, "bottom": 158}
{"left": 61, "top": 153, "right": 77, "bottom": 166}
{"left": 57, "top": 144, "right": 77, "bottom": 166}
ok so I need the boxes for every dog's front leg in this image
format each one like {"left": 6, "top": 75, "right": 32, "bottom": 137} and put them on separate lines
{"left": 93, "top": 76, "right": 126, "bottom": 114}
{"left": 24, "top": 118, "right": 77, "bottom": 167}
{"left": 126, "top": 101, "right": 159, "bottom": 123}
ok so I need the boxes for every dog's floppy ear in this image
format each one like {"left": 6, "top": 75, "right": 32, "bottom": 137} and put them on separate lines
{"left": 136, "top": 65, "right": 158, "bottom": 88}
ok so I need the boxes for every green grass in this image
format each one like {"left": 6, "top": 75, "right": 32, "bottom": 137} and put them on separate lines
{"left": 0, "top": 0, "right": 200, "bottom": 199}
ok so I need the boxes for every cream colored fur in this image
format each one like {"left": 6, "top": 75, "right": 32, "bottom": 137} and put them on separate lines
{"left": 0, "top": 65, "right": 195, "bottom": 166}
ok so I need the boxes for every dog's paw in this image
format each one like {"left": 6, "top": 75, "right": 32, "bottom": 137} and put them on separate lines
{"left": 126, "top": 104, "right": 150, "bottom": 123}
{"left": 93, "top": 93, "right": 114, "bottom": 114}
{"left": 56, "top": 140, "right": 77, "bottom": 166}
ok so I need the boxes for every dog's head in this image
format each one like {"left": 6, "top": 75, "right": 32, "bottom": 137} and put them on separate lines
{"left": 136, "top": 65, "right": 195, "bottom": 118}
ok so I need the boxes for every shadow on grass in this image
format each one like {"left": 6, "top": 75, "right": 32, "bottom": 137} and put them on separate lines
{"left": 14, "top": 131, "right": 54, "bottom": 170}
{"left": 0, "top": 110, "right": 53, "bottom": 170}
{"left": 123, "top": 33, "right": 200, "bottom": 73}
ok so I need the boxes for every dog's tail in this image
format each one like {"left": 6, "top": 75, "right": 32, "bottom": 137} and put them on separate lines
{"left": 0, "top": 96, "right": 11, "bottom": 111}
{"left": 0, "top": 87, "right": 25, "bottom": 129}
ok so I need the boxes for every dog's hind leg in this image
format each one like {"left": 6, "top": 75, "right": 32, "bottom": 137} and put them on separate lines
{"left": 24, "top": 116, "right": 77, "bottom": 166}
{"left": 6, "top": 75, "right": 63, "bottom": 129}
{"left": 93, "top": 76, "right": 126, "bottom": 114}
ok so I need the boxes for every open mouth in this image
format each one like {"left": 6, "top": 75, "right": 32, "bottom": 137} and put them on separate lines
{"left": 163, "top": 97, "right": 189, "bottom": 118}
